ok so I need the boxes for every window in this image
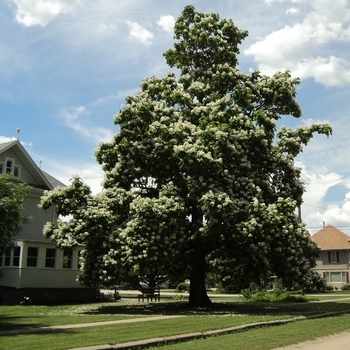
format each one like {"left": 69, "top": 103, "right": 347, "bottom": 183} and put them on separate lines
{"left": 27, "top": 247, "right": 38, "bottom": 267}
{"left": 4, "top": 247, "right": 11, "bottom": 266}
{"left": 6, "top": 159, "right": 13, "bottom": 173}
{"left": 45, "top": 248, "right": 56, "bottom": 268}
{"left": 325, "top": 272, "right": 348, "bottom": 283}
{"left": 63, "top": 248, "right": 72, "bottom": 268}
{"left": 3, "top": 158, "right": 21, "bottom": 179}
{"left": 13, "top": 165, "right": 21, "bottom": 179}
{"left": 13, "top": 247, "right": 20, "bottom": 266}
{"left": 328, "top": 251, "right": 339, "bottom": 263}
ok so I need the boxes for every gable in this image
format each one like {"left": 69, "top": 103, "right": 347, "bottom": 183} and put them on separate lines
{"left": 0, "top": 140, "right": 53, "bottom": 190}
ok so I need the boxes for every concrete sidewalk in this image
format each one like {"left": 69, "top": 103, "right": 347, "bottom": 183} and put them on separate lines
{"left": 70, "top": 311, "right": 350, "bottom": 350}
{"left": 3, "top": 298, "right": 350, "bottom": 350}
{"left": 273, "top": 330, "right": 350, "bottom": 350}
{"left": 0, "top": 315, "right": 185, "bottom": 336}
{"left": 70, "top": 317, "right": 305, "bottom": 350}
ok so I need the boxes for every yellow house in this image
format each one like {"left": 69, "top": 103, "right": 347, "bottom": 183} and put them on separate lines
{"left": 311, "top": 225, "right": 350, "bottom": 287}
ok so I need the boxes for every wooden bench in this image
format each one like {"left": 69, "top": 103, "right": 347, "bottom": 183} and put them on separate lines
{"left": 138, "top": 287, "right": 160, "bottom": 302}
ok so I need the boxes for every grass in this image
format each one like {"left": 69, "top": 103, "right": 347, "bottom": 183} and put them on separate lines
{"left": 146, "top": 313, "right": 350, "bottom": 349}
{"left": 1, "top": 296, "right": 350, "bottom": 350}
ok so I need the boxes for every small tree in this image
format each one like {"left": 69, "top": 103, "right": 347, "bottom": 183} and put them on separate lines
{"left": 0, "top": 173, "right": 30, "bottom": 256}
{"left": 40, "top": 5, "right": 331, "bottom": 307}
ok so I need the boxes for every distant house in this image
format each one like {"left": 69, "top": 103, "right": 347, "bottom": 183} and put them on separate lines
{"left": 311, "top": 225, "right": 350, "bottom": 286}
{"left": 0, "top": 140, "right": 94, "bottom": 304}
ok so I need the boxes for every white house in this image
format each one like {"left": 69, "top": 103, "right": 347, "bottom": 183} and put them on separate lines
{"left": 0, "top": 140, "right": 94, "bottom": 304}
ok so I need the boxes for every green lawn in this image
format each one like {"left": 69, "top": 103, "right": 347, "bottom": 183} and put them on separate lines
{"left": 1, "top": 297, "right": 350, "bottom": 350}
{"left": 147, "top": 313, "right": 350, "bottom": 350}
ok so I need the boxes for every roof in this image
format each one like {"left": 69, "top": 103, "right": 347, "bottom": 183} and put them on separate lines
{"left": 41, "top": 170, "right": 66, "bottom": 188}
{"left": 0, "top": 140, "right": 65, "bottom": 189}
{"left": 0, "top": 140, "right": 17, "bottom": 152}
{"left": 311, "top": 225, "right": 350, "bottom": 250}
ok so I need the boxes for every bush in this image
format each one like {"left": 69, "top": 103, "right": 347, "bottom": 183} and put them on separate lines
{"left": 325, "top": 284, "right": 334, "bottom": 291}
{"left": 176, "top": 282, "right": 190, "bottom": 293}
{"left": 241, "top": 280, "right": 310, "bottom": 303}
{"left": 244, "top": 291, "right": 309, "bottom": 303}
{"left": 241, "top": 288, "right": 252, "bottom": 300}
{"left": 341, "top": 284, "right": 350, "bottom": 290}
{"left": 172, "top": 294, "right": 185, "bottom": 301}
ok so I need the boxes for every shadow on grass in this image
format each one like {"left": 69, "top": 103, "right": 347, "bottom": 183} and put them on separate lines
{"left": 0, "top": 315, "right": 45, "bottom": 332}
{"left": 83, "top": 300, "right": 350, "bottom": 318}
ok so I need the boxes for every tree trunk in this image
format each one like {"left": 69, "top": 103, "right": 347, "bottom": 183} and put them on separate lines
{"left": 188, "top": 254, "right": 212, "bottom": 307}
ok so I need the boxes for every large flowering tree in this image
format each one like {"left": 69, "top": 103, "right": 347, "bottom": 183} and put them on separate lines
{"left": 41, "top": 5, "right": 332, "bottom": 307}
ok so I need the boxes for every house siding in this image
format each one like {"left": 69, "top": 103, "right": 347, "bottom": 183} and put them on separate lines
{"left": 18, "top": 268, "right": 83, "bottom": 288}
{"left": 0, "top": 268, "right": 20, "bottom": 287}
{"left": 0, "top": 147, "right": 40, "bottom": 185}
{"left": 18, "top": 191, "right": 55, "bottom": 242}
{"left": 1, "top": 242, "right": 83, "bottom": 288}
{"left": 314, "top": 250, "right": 350, "bottom": 286}
{"left": 0, "top": 141, "right": 94, "bottom": 305}
{"left": 315, "top": 250, "right": 349, "bottom": 269}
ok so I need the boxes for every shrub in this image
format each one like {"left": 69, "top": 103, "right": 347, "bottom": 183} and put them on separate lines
{"left": 241, "top": 280, "right": 311, "bottom": 303}
{"left": 241, "top": 288, "right": 252, "bottom": 300}
{"left": 341, "top": 284, "right": 350, "bottom": 290}
{"left": 172, "top": 294, "right": 185, "bottom": 301}
{"left": 325, "top": 284, "right": 334, "bottom": 291}
{"left": 176, "top": 282, "right": 190, "bottom": 293}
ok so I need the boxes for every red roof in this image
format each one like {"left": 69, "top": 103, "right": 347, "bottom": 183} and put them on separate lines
{"left": 311, "top": 225, "right": 350, "bottom": 250}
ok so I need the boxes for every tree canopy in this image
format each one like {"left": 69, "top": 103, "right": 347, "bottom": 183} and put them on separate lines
{"left": 40, "top": 5, "right": 332, "bottom": 306}
{"left": 0, "top": 173, "right": 30, "bottom": 255}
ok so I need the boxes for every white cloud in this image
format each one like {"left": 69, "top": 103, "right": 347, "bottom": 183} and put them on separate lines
{"left": 0, "top": 136, "right": 17, "bottom": 143}
{"left": 244, "top": 0, "right": 350, "bottom": 87}
{"left": 11, "top": 0, "right": 82, "bottom": 27}
{"left": 58, "top": 106, "right": 113, "bottom": 142}
{"left": 89, "top": 89, "right": 138, "bottom": 107}
{"left": 0, "top": 135, "right": 33, "bottom": 147}
{"left": 157, "top": 15, "right": 175, "bottom": 34}
{"left": 40, "top": 156, "right": 104, "bottom": 194}
{"left": 298, "top": 163, "right": 348, "bottom": 234}
{"left": 301, "top": 164, "right": 343, "bottom": 203}
{"left": 286, "top": 7, "right": 300, "bottom": 15}
{"left": 126, "top": 20, "right": 154, "bottom": 46}
{"left": 305, "top": 196, "right": 350, "bottom": 235}
{"left": 59, "top": 106, "right": 90, "bottom": 137}
{"left": 295, "top": 56, "right": 350, "bottom": 86}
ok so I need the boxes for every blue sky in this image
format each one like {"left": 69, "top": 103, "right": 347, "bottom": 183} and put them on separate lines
{"left": 1, "top": 0, "right": 350, "bottom": 234}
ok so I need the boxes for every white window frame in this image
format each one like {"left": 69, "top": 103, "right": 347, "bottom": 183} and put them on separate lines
{"left": 45, "top": 248, "right": 56, "bottom": 268}
{"left": 27, "top": 247, "right": 38, "bottom": 267}
{"left": 5, "top": 158, "right": 14, "bottom": 174}
{"left": 63, "top": 248, "right": 73, "bottom": 269}
{"left": 13, "top": 247, "right": 21, "bottom": 266}
{"left": 330, "top": 251, "right": 338, "bottom": 263}
{"left": 325, "top": 271, "right": 347, "bottom": 283}
{"left": 3, "top": 158, "right": 21, "bottom": 179}
{"left": 13, "top": 165, "right": 21, "bottom": 179}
